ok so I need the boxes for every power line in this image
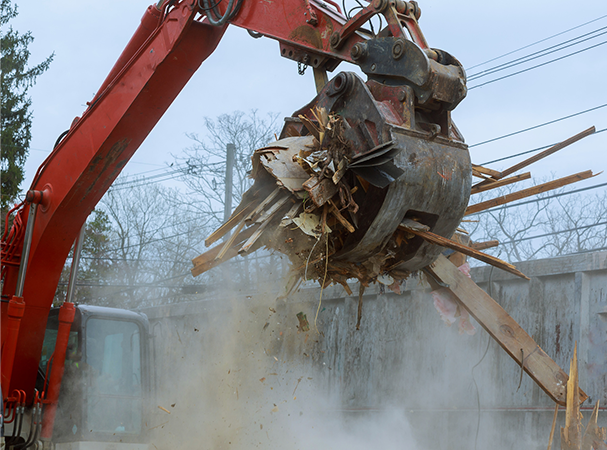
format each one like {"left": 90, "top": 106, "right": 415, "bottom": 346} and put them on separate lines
{"left": 109, "top": 172, "right": 186, "bottom": 191}
{"left": 469, "top": 39, "right": 607, "bottom": 90}
{"left": 105, "top": 227, "right": 208, "bottom": 252}
{"left": 467, "top": 13, "right": 607, "bottom": 70}
{"left": 468, "top": 26, "right": 607, "bottom": 81}
{"left": 469, "top": 102, "right": 607, "bottom": 148}
{"left": 480, "top": 127, "right": 607, "bottom": 166}
{"left": 468, "top": 181, "right": 607, "bottom": 215}
{"left": 499, "top": 221, "right": 607, "bottom": 245}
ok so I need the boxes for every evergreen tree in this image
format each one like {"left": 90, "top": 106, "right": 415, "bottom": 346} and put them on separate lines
{"left": 1, "top": 0, "right": 53, "bottom": 215}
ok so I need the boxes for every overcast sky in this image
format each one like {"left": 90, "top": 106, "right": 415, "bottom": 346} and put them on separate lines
{"left": 9, "top": 0, "right": 607, "bottom": 198}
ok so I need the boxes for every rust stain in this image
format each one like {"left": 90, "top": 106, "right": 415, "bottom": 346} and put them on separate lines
{"left": 288, "top": 25, "right": 323, "bottom": 49}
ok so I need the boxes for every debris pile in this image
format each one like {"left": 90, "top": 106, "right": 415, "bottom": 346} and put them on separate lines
{"left": 192, "top": 107, "right": 415, "bottom": 294}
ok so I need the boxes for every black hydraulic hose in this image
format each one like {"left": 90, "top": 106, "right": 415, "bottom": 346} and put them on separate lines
{"left": 15, "top": 405, "right": 24, "bottom": 445}
{"left": 35, "top": 405, "right": 43, "bottom": 447}
{"left": 202, "top": 0, "right": 234, "bottom": 25}
{"left": 13, "top": 406, "right": 35, "bottom": 449}
{"left": 53, "top": 130, "right": 70, "bottom": 150}
{"left": 200, "top": 0, "right": 242, "bottom": 26}
{"left": 7, "top": 404, "right": 24, "bottom": 445}
{"left": 14, "top": 404, "right": 41, "bottom": 449}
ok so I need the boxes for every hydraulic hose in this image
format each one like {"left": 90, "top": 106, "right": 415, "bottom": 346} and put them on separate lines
{"left": 13, "top": 405, "right": 36, "bottom": 449}
{"left": 8, "top": 403, "right": 24, "bottom": 445}
{"left": 200, "top": 0, "right": 243, "bottom": 26}
{"left": 14, "top": 403, "right": 41, "bottom": 449}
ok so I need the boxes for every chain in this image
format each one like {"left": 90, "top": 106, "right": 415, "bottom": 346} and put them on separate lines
{"left": 297, "top": 55, "right": 310, "bottom": 75}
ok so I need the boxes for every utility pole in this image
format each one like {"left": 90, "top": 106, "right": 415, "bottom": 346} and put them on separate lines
{"left": 224, "top": 143, "right": 235, "bottom": 225}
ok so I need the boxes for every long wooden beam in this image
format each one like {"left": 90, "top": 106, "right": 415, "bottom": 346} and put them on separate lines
{"left": 427, "top": 255, "right": 587, "bottom": 406}
{"left": 471, "top": 172, "right": 531, "bottom": 195}
{"left": 465, "top": 170, "right": 596, "bottom": 215}
{"left": 473, "top": 127, "right": 595, "bottom": 190}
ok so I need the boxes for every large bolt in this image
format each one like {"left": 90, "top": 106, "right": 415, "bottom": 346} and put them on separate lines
{"left": 351, "top": 43, "right": 367, "bottom": 61}
{"left": 330, "top": 32, "right": 341, "bottom": 49}
{"left": 392, "top": 39, "right": 406, "bottom": 60}
{"left": 410, "top": 0, "right": 421, "bottom": 19}
{"left": 372, "top": 0, "right": 387, "bottom": 12}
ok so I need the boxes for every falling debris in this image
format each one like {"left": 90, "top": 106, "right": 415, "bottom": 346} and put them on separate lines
{"left": 158, "top": 406, "right": 171, "bottom": 415}
{"left": 296, "top": 312, "right": 310, "bottom": 332}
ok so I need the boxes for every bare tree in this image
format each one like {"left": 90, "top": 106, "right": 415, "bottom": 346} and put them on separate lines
{"left": 93, "top": 177, "right": 209, "bottom": 308}
{"left": 173, "top": 110, "right": 279, "bottom": 227}
{"left": 467, "top": 181, "right": 607, "bottom": 263}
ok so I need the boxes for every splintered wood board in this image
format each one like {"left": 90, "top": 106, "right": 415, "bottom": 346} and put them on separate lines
{"left": 428, "top": 255, "right": 587, "bottom": 406}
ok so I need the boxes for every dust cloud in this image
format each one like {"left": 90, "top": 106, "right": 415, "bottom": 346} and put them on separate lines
{"left": 147, "top": 270, "right": 423, "bottom": 450}
{"left": 145, "top": 263, "right": 566, "bottom": 450}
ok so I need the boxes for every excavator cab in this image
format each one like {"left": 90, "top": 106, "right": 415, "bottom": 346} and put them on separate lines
{"left": 39, "top": 305, "right": 151, "bottom": 448}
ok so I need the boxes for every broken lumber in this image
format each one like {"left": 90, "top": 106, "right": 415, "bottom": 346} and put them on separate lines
{"left": 427, "top": 254, "right": 587, "bottom": 406}
{"left": 328, "top": 200, "right": 355, "bottom": 233}
{"left": 239, "top": 202, "right": 286, "bottom": 255}
{"left": 465, "top": 170, "right": 597, "bottom": 215}
{"left": 191, "top": 225, "right": 259, "bottom": 277}
{"left": 548, "top": 403, "right": 559, "bottom": 450}
{"left": 399, "top": 220, "right": 528, "bottom": 280}
{"left": 561, "top": 343, "right": 582, "bottom": 450}
{"left": 205, "top": 203, "right": 254, "bottom": 247}
{"left": 471, "top": 172, "right": 531, "bottom": 194}
{"left": 472, "top": 164, "right": 502, "bottom": 180}
{"left": 215, "top": 218, "right": 247, "bottom": 261}
{"left": 470, "top": 240, "right": 499, "bottom": 251}
{"left": 581, "top": 401, "right": 607, "bottom": 450}
{"left": 474, "top": 127, "right": 595, "bottom": 190}
{"left": 499, "top": 127, "right": 595, "bottom": 180}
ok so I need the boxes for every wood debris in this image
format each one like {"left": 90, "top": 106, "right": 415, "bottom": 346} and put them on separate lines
{"left": 191, "top": 108, "right": 418, "bottom": 289}
{"left": 559, "top": 342, "right": 607, "bottom": 450}
{"left": 192, "top": 112, "right": 598, "bottom": 300}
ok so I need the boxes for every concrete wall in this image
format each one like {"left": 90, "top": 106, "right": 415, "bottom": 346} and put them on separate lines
{"left": 143, "top": 250, "right": 607, "bottom": 449}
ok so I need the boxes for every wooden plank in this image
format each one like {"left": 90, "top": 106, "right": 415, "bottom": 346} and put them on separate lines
{"left": 303, "top": 176, "right": 339, "bottom": 208}
{"left": 470, "top": 240, "right": 499, "bottom": 251}
{"left": 191, "top": 225, "right": 259, "bottom": 277}
{"left": 280, "top": 202, "right": 303, "bottom": 227}
{"left": 399, "top": 220, "right": 528, "bottom": 279}
{"left": 205, "top": 205, "right": 254, "bottom": 247}
{"left": 246, "top": 187, "right": 281, "bottom": 223}
{"left": 472, "top": 168, "right": 493, "bottom": 180}
{"left": 215, "top": 219, "right": 246, "bottom": 261}
{"left": 472, "top": 164, "right": 502, "bottom": 179}
{"left": 582, "top": 401, "right": 607, "bottom": 450}
{"left": 328, "top": 200, "right": 355, "bottom": 233}
{"left": 253, "top": 194, "right": 290, "bottom": 224}
{"left": 561, "top": 343, "right": 582, "bottom": 449}
{"left": 427, "top": 254, "right": 587, "bottom": 406}
{"left": 239, "top": 201, "right": 288, "bottom": 254}
{"left": 465, "top": 170, "right": 596, "bottom": 215}
{"left": 547, "top": 403, "right": 559, "bottom": 450}
{"left": 475, "top": 127, "right": 595, "bottom": 189}
{"left": 471, "top": 172, "right": 531, "bottom": 194}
